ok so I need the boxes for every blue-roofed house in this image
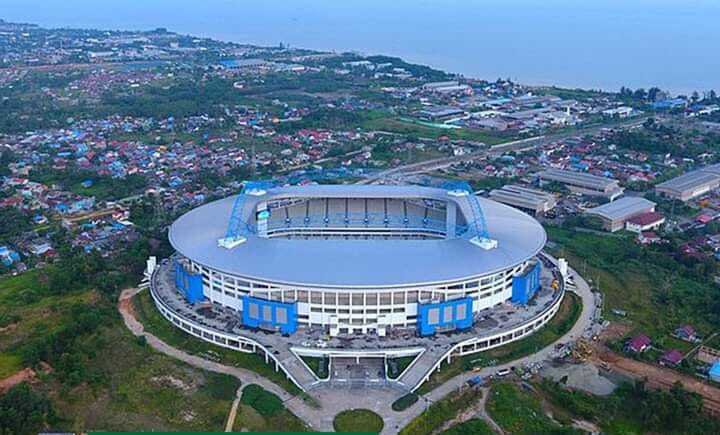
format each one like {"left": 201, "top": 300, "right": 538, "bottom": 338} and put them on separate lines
{"left": 710, "top": 362, "right": 720, "bottom": 383}
{"left": 0, "top": 246, "right": 21, "bottom": 267}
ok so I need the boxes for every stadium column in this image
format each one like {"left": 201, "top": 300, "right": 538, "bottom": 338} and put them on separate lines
{"left": 446, "top": 201, "right": 457, "bottom": 238}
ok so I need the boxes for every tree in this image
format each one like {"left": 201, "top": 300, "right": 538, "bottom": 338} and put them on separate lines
{"left": 647, "top": 87, "right": 661, "bottom": 102}
{"left": 0, "top": 383, "right": 54, "bottom": 435}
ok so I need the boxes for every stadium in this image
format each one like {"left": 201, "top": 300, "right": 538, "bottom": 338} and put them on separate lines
{"left": 148, "top": 182, "right": 565, "bottom": 391}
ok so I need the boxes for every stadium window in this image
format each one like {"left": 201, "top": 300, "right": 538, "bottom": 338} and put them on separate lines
{"left": 338, "top": 293, "right": 350, "bottom": 305}
{"left": 379, "top": 293, "right": 391, "bottom": 305}
{"left": 352, "top": 293, "right": 364, "bottom": 305}
{"left": 297, "top": 290, "right": 308, "bottom": 302}
{"left": 379, "top": 308, "right": 392, "bottom": 314}
{"left": 407, "top": 291, "right": 418, "bottom": 303}
{"left": 448, "top": 283, "right": 464, "bottom": 290}
{"left": 311, "top": 292, "right": 323, "bottom": 304}
{"left": 366, "top": 293, "right": 378, "bottom": 305}
{"left": 393, "top": 292, "right": 404, "bottom": 304}
{"left": 324, "top": 292, "right": 337, "bottom": 305}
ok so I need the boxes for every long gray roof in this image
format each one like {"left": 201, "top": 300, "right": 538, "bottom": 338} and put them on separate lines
{"left": 584, "top": 196, "right": 655, "bottom": 221}
{"left": 169, "top": 185, "right": 546, "bottom": 288}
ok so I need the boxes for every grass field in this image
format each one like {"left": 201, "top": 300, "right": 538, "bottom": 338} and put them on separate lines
{"left": 487, "top": 382, "right": 579, "bottom": 434}
{"left": 300, "top": 355, "right": 329, "bottom": 379}
{"left": 333, "top": 409, "right": 384, "bottom": 433}
{"left": 399, "top": 387, "right": 483, "bottom": 435}
{"left": 361, "top": 115, "right": 507, "bottom": 145}
{"left": 417, "top": 292, "right": 581, "bottom": 394}
{"left": 132, "top": 290, "right": 301, "bottom": 394}
{"left": 440, "top": 418, "right": 494, "bottom": 435}
{"left": 233, "top": 384, "right": 308, "bottom": 432}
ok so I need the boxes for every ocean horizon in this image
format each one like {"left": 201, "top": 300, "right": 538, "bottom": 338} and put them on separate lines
{"left": 3, "top": 0, "right": 719, "bottom": 94}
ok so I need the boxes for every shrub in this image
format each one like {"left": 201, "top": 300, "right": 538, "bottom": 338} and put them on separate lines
{"left": 392, "top": 393, "right": 419, "bottom": 411}
{"left": 240, "top": 384, "right": 283, "bottom": 417}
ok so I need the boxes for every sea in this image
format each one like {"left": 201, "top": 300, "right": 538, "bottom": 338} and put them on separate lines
{"left": 3, "top": 0, "right": 720, "bottom": 94}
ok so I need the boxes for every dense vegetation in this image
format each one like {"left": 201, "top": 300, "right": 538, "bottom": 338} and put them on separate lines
{"left": 0, "top": 383, "right": 54, "bottom": 435}
{"left": 539, "top": 379, "right": 720, "bottom": 434}
{"left": 547, "top": 226, "right": 720, "bottom": 337}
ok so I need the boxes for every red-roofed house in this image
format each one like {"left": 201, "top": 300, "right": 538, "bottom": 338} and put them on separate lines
{"left": 697, "top": 213, "right": 714, "bottom": 225}
{"left": 660, "top": 349, "right": 684, "bottom": 366}
{"left": 625, "top": 334, "right": 652, "bottom": 353}
{"left": 626, "top": 211, "right": 665, "bottom": 233}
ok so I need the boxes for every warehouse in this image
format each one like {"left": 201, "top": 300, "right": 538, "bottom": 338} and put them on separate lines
{"left": 489, "top": 184, "right": 557, "bottom": 216}
{"left": 655, "top": 163, "right": 720, "bottom": 202}
{"left": 538, "top": 168, "right": 624, "bottom": 199}
{"left": 584, "top": 197, "right": 657, "bottom": 232}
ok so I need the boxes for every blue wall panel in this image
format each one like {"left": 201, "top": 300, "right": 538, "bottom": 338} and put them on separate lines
{"left": 417, "top": 297, "right": 473, "bottom": 337}
{"left": 241, "top": 295, "right": 298, "bottom": 335}
{"left": 174, "top": 260, "right": 204, "bottom": 304}
{"left": 512, "top": 262, "right": 541, "bottom": 304}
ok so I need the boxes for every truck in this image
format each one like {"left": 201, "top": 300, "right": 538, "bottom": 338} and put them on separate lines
{"left": 467, "top": 375, "right": 484, "bottom": 387}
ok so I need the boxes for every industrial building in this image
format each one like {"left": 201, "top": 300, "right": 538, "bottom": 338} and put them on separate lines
{"left": 655, "top": 163, "right": 720, "bottom": 202}
{"left": 489, "top": 184, "right": 557, "bottom": 216}
{"left": 538, "top": 168, "right": 624, "bottom": 199}
{"left": 584, "top": 197, "right": 657, "bottom": 232}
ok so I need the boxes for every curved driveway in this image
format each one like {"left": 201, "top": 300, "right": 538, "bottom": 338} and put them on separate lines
{"left": 119, "top": 263, "right": 595, "bottom": 434}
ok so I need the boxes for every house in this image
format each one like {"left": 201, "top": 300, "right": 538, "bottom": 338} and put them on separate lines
{"left": 660, "top": 349, "right": 684, "bottom": 367}
{"left": 0, "top": 246, "right": 21, "bottom": 267}
{"left": 637, "top": 231, "right": 661, "bottom": 245}
{"left": 697, "top": 213, "right": 715, "bottom": 225}
{"left": 625, "top": 334, "right": 651, "bottom": 353}
{"left": 674, "top": 324, "right": 698, "bottom": 342}
{"left": 625, "top": 211, "right": 665, "bottom": 233}
{"left": 710, "top": 361, "right": 720, "bottom": 383}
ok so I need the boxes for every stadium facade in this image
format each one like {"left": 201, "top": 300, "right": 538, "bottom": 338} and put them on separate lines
{"left": 147, "top": 183, "right": 564, "bottom": 391}
{"left": 168, "top": 184, "right": 546, "bottom": 336}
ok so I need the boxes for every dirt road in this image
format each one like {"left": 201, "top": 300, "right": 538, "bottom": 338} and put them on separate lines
{"left": 595, "top": 348, "right": 720, "bottom": 415}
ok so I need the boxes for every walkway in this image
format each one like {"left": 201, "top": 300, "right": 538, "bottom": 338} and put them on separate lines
{"left": 224, "top": 386, "right": 242, "bottom": 432}
{"left": 118, "top": 263, "right": 595, "bottom": 434}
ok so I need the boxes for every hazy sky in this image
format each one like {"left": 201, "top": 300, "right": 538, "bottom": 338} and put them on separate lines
{"left": 3, "top": 1, "right": 720, "bottom": 92}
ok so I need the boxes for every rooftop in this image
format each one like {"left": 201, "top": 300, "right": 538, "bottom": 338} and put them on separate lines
{"left": 169, "top": 185, "right": 546, "bottom": 288}
{"left": 539, "top": 168, "right": 619, "bottom": 190}
{"left": 585, "top": 197, "right": 656, "bottom": 221}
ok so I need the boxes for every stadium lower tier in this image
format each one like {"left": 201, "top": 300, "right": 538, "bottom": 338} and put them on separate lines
{"left": 173, "top": 254, "right": 542, "bottom": 336}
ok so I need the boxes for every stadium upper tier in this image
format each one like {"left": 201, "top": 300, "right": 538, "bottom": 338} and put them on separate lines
{"left": 169, "top": 184, "right": 546, "bottom": 288}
